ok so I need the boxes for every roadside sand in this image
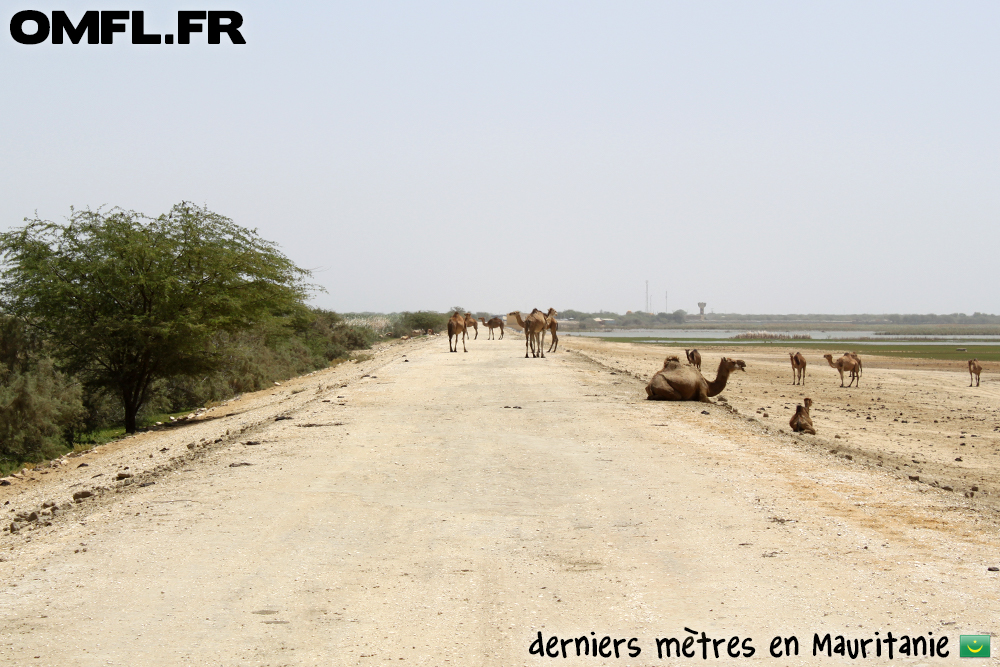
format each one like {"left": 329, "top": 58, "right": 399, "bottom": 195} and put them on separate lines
{"left": 1, "top": 334, "right": 998, "bottom": 666}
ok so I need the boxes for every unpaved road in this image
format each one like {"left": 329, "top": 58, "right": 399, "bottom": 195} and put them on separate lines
{"left": 2, "top": 335, "right": 999, "bottom": 665}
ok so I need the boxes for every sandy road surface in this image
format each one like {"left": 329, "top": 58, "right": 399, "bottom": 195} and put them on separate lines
{"left": 1, "top": 335, "right": 999, "bottom": 665}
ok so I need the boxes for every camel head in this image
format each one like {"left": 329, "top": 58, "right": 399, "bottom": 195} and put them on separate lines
{"left": 720, "top": 357, "right": 745, "bottom": 373}
{"left": 546, "top": 308, "right": 558, "bottom": 318}
{"left": 803, "top": 397, "right": 813, "bottom": 409}
{"left": 823, "top": 354, "right": 834, "bottom": 363}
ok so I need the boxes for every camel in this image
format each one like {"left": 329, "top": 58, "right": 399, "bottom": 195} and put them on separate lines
{"left": 969, "top": 359, "right": 982, "bottom": 387}
{"left": 508, "top": 310, "right": 549, "bottom": 358}
{"left": 684, "top": 349, "right": 702, "bottom": 371}
{"left": 479, "top": 317, "right": 504, "bottom": 340}
{"left": 824, "top": 353, "right": 860, "bottom": 387}
{"left": 645, "top": 356, "right": 746, "bottom": 402}
{"left": 545, "top": 308, "right": 559, "bottom": 353}
{"left": 843, "top": 351, "right": 863, "bottom": 377}
{"left": 447, "top": 311, "right": 467, "bottom": 353}
{"left": 789, "top": 352, "right": 806, "bottom": 385}
{"left": 464, "top": 313, "right": 478, "bottom": 340}
{"left": 789, "top": 397, "right": 816, "bottom": 434}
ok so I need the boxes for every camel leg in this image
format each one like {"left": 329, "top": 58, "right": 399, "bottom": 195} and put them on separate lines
{"left": 539, "top": 331, "right": 546, "bottom": 358}
{"left": 525, "top": 334, "right": 530, "bottom": 358}
{"left": 462, "top": 330, "right": 467, "bottom": 353}
{"left": 646, "top": 386, "right": 685, "bottom": 401}
{"left": 499, "top": 326, "right": 504, "bottom": 340}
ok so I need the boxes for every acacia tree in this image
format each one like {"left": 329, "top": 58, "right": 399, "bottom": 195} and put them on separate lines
{"left": 0, "top": 202, "right": 311, "bottom": 433}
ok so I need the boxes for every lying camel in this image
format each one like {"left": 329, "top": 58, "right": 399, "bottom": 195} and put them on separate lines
{"left": 789, "top": 352, "right": 806, "bottom": 385}
{"left": 685, "top": 349, "right": 702, "bottom": 371}
{"left": 969, "top": 359, "right": 982, "bottom": 387}
{"left": 447, "top": 312, "right": 467, "bottom": 353}
{"left": 464, "top": 313, "right": 478, "bottom": 340}
{"left": 789, "top": 397, "right": 816, "bottom": 434}
{"left": 824, "top": 353, "right": 860, "bottom": 387}
{"left": 479, "top": 317, "right": 504, "bottom": 340}
{"left": 645, "top": 356, "right": 746, "bottom": 402}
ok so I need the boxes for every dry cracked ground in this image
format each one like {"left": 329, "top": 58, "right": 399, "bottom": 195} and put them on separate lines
{"left": 1, "top": 334, "right": 998, "bottom": 666}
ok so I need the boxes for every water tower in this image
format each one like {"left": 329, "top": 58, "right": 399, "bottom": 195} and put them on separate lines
{"left": 698, "top": 302, "right": 706, "bottom": 321}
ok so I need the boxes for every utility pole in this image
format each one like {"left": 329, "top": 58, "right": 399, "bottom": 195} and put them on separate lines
{"left": 665, "top": 291, "right": 668, "bottom": 314}
{"left": 645, "top": 280, "right": 649, "bottom": 313}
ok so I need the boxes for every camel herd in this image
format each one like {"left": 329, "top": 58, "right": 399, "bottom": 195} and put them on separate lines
{"left": 640, "top": 346, "right": 985, "bottom": 438}
{"left": 446, "top": 308, "right": 559, "bottom": 358}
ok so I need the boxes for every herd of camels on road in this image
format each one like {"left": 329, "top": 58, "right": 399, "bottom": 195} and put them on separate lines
{"left": 442, "top": 309, "right": 986, "bottom": 432}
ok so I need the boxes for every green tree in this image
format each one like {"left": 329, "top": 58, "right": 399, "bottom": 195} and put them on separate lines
{"left": 0, "top": 203, "right": 311, "bottom": 433}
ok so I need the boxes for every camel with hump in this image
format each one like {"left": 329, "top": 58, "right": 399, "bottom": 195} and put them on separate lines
{"left": 789, "top": 397, "right": 816, "bottom": 434}
{"left": 463, "top": 313, "right": 478, "bottom": 340}
{"left": 824, "top": 353, "right": 860, "bottom": 387}
{"left": 447, "top": 311, "right": 467, "bottom": 353}
{"left": 969, "top": 359, "right": 983, "bottom": 387}
{"left": 507, "top": 310, "right": 549, "bottom": 358}
{"left": 685, "top": 349, "right": 702, "bottom": 371}
{"left": 843, "top": 351, "right": 863, "bottom": 377}
{"left": 545, "top": 308, "right": 559, "bottom": 353}
{"left": 645, "top": 356, "right": 746, "bottom": 402}
{"left": 479, "top": 317, "right": 504, "bottom": 340}
{"left": 789, "top": 352, "right": 806, "bottom": 385}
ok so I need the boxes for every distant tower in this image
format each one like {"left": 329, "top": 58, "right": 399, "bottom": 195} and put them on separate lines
{"left": 698, "top": 302, "right": 707, "bottom": 321}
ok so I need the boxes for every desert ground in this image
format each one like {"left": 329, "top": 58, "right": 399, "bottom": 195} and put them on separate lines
{"left": 1, "top": 333, "right": 998, "bottom": 666}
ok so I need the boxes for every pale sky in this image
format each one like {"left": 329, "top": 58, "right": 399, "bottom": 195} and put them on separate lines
{"left": 2, "top": 2, "right": 998, "bottom": 315}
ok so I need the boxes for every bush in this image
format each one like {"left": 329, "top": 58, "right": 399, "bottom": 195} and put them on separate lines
{"left": 401, "top": 311, "right": 449, "bottom": 333}
{"left": 0, "top": 359, "right": 83, "bottom": 473}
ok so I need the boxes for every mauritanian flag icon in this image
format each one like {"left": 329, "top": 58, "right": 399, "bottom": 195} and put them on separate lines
{"left": 960, "top": 635, "right": 990, "bottom": 658}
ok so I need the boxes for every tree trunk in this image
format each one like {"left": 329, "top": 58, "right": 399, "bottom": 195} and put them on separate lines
{"left": 124, "top": 405, "right": 138, "bottom": 434}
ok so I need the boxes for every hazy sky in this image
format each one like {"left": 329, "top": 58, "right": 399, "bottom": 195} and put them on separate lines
{"left": 2, "top": 2, "right": 998, "bottom": 315}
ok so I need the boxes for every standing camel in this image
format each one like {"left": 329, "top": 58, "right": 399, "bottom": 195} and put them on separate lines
{"left": 685, "top": 349, "right": 702, "bottom": 371}
{"left": 789, "top": 352, "right": 806, "bottom": 385}
{"left": 843, "top": 351, "right": 863, "bottom": 377}
{"left": 545, "top": 308, "right": 559, "bottom": 353}
{"left": 464, "top": 313, "right": 478, "bottom": 340}
{"left": 789, "top": 398, "right": 816, "bottom": 434}
{"left": 823, "top": 353, "right": 860, "bottom": 387}
{"left": 447, "top": 311, "right": 467, "bottom": 353}
{"left": 969, "top": 359, "right": 983, "bottom": 387}
{"left": 479, "top": 317, "right": 504, "bottom": 340}
{"left": 508, "top": 310, "right": 548, "bottom": 358}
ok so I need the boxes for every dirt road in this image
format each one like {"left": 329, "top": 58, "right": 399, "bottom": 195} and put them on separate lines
{"left": 1, "top": 335, "right": 998, "bottom": 665}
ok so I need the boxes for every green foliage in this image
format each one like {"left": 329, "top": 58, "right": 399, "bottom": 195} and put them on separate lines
{"left": 401, "top": 311, "right": 449, "bottom": 333}
{"left": 0, "top": 202, "right": 311, "bottom": 433}
{"left": 0, "top": 359, "right": 83, "bottom": 474}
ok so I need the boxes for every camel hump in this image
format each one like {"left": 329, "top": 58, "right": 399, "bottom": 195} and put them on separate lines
{"left": 662, "top": 355, "right": 681, "bottom": 368}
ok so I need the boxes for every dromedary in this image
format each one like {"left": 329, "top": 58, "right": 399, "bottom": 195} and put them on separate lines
{"left": 508, "top": 310, "right": 549, "bottom": 358}
{"left": 545, "top": 308, "right": 559, "bottom": 353}
{"left": 824, "top": 353, "right": 860, "bottom": 387}
{"left": 843, "top": 351, "right": 863, "bottom": 377}
{"left": 479, "top": 317, "right": 504, "bottom": 340}
{"left": 447, "top": 311, "right": 467, "bottom": 353}
{"left": 464, "top": 313, "right": 478, "bottom": 340}
{"left": 969, "top": 359, "right": 983, "bottom": 387}
{"left": 789, "top": 352, "right": 806, "bottom": 385}
{"left": 645, "top": 356, "right": 746, "bottom": 402}
{"left": 789, "top": 397, "right": 816, "bottom": 434}
{"left": 685, "top": 349, "right": 702, "bottom": 371}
